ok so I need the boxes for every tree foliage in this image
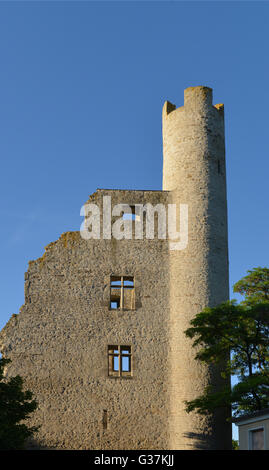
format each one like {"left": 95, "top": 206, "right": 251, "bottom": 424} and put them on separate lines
{"left": 184, "top": 267, "right": 269, "bottom": 418}
{"left": 232, "top": 439, "right": 239, "bottom": 450}
{"left": 233, "top": 267, "right": 269, "bottom": 303}
{"left": 0, "top": 357, "right": 38, "bottom": 449}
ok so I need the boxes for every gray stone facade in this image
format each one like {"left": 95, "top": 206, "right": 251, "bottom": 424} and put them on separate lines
{"left": 0, "top": 86, "right": 232, "bottom": 450}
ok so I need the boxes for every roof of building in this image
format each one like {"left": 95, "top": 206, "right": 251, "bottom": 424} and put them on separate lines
{"left": 233, "top": 408, "right": 269, "bottom": 425}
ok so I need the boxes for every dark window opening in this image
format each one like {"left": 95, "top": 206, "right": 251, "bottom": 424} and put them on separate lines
{"left": 103, "top": 410, "right": 108, "bottom": 430}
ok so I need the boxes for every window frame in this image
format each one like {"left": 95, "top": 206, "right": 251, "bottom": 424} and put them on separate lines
{"left": 108, "top": 345, "right": 132, "bottom": 377}
{"left": 110, "top": 276, "right": 135, "bottom": 311}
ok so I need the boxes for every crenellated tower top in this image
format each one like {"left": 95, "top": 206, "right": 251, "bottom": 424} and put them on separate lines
{"left": 163, "top": 85, "right": 224, "bottom": 118}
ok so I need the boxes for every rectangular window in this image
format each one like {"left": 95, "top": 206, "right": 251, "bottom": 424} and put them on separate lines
{"left": 249, "top": 428, "right": 264, "bottom": 450}
{"left": 108, "top": 345, "right": 132, "bottom": 377}
{"left": 110, "top": 276, "right": 135, "bottom": 310}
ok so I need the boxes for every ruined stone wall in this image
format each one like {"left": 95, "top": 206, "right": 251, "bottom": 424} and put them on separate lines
{"left": 0, "top": 190, "right": 171, "bottom": 450}
{"left": 0, "top": 86, "right": 233, "bottom": 450}
{"left": 162, "top": 86, "right": 232, "bottom": 449}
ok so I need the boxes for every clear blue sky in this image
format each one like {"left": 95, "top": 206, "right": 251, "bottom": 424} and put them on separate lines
{"left": 1, "top": 0, "right": 268, "bottom": 442}
{"left": 1, "top": 0, "right": 269, "bottom": 323}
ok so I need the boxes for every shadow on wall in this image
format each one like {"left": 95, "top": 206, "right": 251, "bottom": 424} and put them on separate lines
{"left": 26, "top": 438, "right": 55, "bottom": 450}
{"left": 183, "top": 432, "right": 211, "bottom": 450}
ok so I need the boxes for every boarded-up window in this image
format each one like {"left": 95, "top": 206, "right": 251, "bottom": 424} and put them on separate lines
{"left": 250, "top": 428, "right": 264, "bottom": 450}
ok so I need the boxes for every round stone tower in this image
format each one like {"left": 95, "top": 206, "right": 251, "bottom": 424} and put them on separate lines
{"left": 162, "top": 86, "right": 232, "bottom": 449}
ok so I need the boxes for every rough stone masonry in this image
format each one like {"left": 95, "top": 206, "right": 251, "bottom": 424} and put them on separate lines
{"left": 0, "top": 86, "right": 232, "bottom": 450}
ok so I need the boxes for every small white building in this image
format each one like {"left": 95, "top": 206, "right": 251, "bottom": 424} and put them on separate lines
{"left": 234, "top": 409, "right": 269, "bottom": 450}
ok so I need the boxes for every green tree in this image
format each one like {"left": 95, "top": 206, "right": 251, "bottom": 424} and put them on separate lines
{"left": 232, "top": 439, "right": 239, "bottom": 450}
{"left": 0, "top": 357, "right": 38, "bottom": 449}
{"left": 233, "top": 266, "right": 269, "bottom": 303}
{"left": 184, "top": 267, "right": 269, "bottom": 419}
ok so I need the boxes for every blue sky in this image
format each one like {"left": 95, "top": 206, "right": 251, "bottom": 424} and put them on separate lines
{"left": 0, "top": 1, "right": 268, "bottom": 438}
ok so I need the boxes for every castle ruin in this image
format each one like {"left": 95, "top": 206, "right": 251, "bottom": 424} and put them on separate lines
{"left": 0, "top": 86, "right": 232, "bottom": 450}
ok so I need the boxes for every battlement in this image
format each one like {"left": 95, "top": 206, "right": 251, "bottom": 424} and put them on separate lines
{"left": 184, "top": 85, "right": 212, "bottom": 108}
{"left": 163, "top": 86, "right": 224, "bottom": 117}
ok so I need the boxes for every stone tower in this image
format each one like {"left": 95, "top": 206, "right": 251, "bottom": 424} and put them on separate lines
{"left": 163, "top": 86, "right": 231, "bottom": 449}
{"left": 0, "top": 86, "right": 232, "bottom": 450}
